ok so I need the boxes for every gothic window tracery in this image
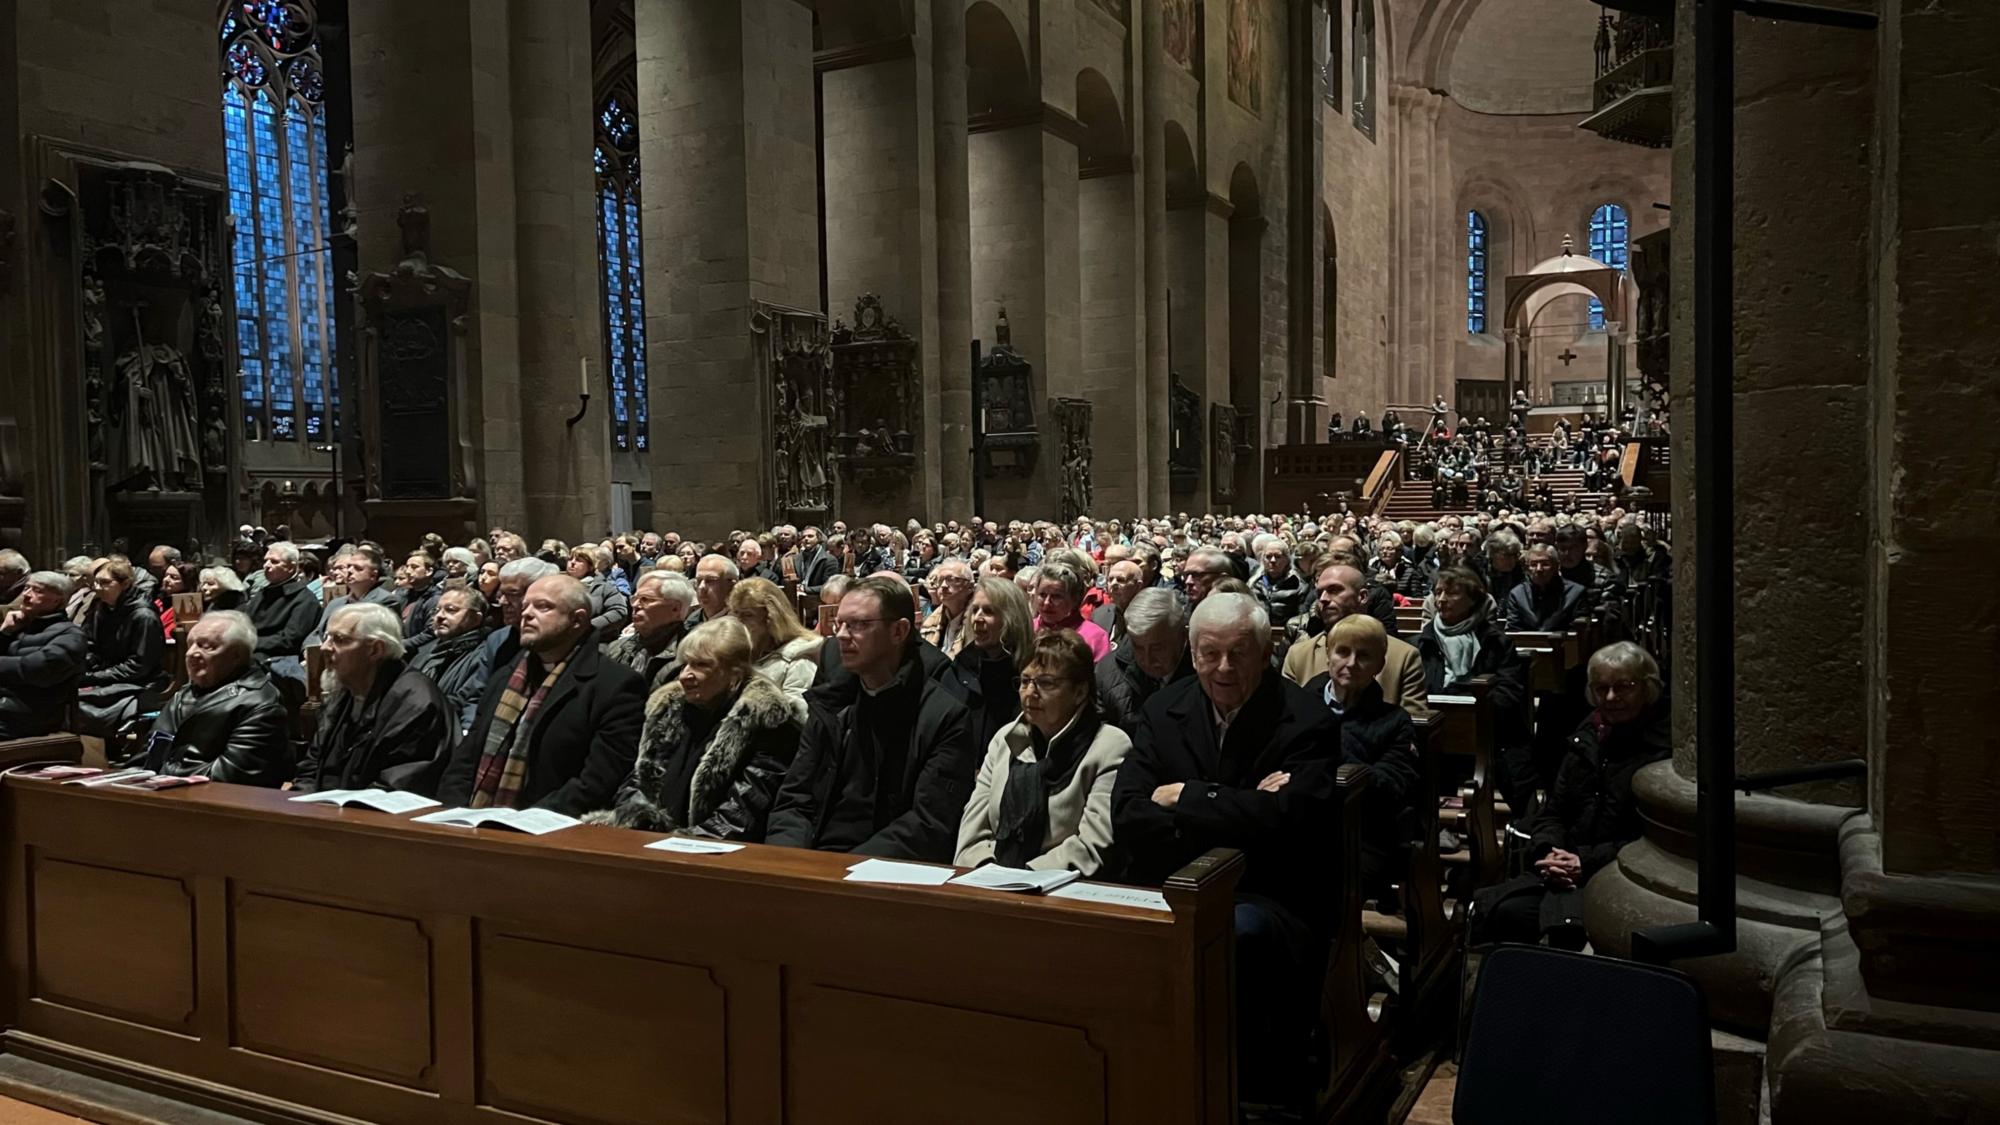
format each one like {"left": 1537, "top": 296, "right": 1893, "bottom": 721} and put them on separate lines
{"left": 219, "top": 0, "right": 338, "bottom": 444}
{"left": 595, "top": 90, "right": 649, "bottom": 453}
{"left": 1588, "top": 202, "right": 1630, "bottom": 330}
{"left": 1467, "top": 210, "right": 1489, "bottom": 334}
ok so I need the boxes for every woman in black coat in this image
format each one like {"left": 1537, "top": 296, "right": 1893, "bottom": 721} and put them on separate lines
{"left": 949, "top": 577, "right": 1036, "bottom": 760}
{"left": 585, "top": 618, "right": 802, "bottom": 840}
{"left": 75, "top": 558, "right": 165, "bottom": 736}
{"left": 1473, "top": 641, "right": 1669, "bottom": 950}
{"left": 1416, "top": 565, "right": 1533, "bottom": 803}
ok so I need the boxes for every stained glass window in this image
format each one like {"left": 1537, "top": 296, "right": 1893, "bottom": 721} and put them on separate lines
{"left": 595, "top": 91, "right": 648, "bottom": 452}
{"left": 220, "top": 0, "right": 338, "bottom": 444}
{"left": 1467, "top": 211, "right": 1489, "bottom": 335}
{"left": 1588, "top": 202, "right": 1629, "bottom": 330}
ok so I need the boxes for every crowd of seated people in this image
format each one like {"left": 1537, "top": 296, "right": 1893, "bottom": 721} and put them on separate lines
{"left": 0, "top": 479, "right": 1672, "bottom": 1112}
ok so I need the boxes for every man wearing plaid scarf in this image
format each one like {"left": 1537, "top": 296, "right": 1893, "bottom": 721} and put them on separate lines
{"left": 438, "top": 574, "right": 644, "bottom": 815}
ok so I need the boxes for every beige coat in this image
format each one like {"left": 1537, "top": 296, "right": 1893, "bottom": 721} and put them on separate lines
{"left": 1282, "top": 629, "right": 1430, "bottom": 718}
{"left": 954, "top": 713, "right": 1129, "bottom": 875}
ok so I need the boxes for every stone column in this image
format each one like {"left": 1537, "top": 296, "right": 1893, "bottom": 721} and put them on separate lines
{"left": 509, "top": 0, "right": 610, "bottom": 541}
{"left": 1284, "top": 0, "right": 1326, "bottom": 443}
{"left": 637, "top": 0, "right": 819, "bottom": 536}
{"left": 1079, "top": 165, "right": 1142, "bottom": 516}
{"left": 1139, "top": 0, "right": 1171, "bottom": 515}
{"left": 930, "top": 0, "right": 974, "bottom": 519}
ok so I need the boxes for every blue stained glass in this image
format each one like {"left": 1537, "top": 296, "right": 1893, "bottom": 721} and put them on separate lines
{"left": 595, "top": 93, "right": 648, "bottom": 453}
{"left": 1466, "top": 210, "right": 1488, "bottom": 335}
{"left": 311, "top": 105, "right": 339, "bottom": 436}
{"left": 1588, "top": 203, "right": 1629, "bottom": 329}
{"left": 252, "top": 93, "right": 293, "bottom": 432}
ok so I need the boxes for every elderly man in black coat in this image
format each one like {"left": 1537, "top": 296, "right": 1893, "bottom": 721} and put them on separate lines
{"left": 0, "top": 572, "right": 88, "bottom": 739}
{"left": 407, "top": 585, "right": 492, "bottom": 735}
{"left": 1504, "top": 544, "right": 1587, "bottom": 632}
{"left": 292, "top": 602, "right": 452, "bottom": 794}
{"left": 437, "top": 574, "right": 643, "bottom": 816}
{"left": 767, "top": 576, "right": 975, "bottom": 861}
{"left": 1111, "top": 591, "right": 1340, "bottom": 1108}
{"left": 1094, "top": 588, "right": 1192, "bottom": 734}
{"left": 246, "top": 541, "right": 319, "bottom": 660}
{"left": 149, "top": 611, "right": 291, "bottom": 785}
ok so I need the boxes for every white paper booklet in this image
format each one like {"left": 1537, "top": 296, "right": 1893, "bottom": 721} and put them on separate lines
{"left": 288, "top": 789, "right": 441, "bottom": 815}
{"left": 844, "top": 858, "right": 955, "bottom": 886}
{"left": 947, "top": 865, "right": 1081, "bottom": 895}
{"left": 644, "top": 837, "right": 745, "bottom": 855}
{"left": 1047, "top": 882, "right": 1173, "bottom": 912}
{"left": 410, "top": 807, "right": 581, "bottom": 835}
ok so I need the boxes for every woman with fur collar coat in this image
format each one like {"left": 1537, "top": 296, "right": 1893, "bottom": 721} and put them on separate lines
{"left": 585, "top": 619, "right": 803, "bottom": 840}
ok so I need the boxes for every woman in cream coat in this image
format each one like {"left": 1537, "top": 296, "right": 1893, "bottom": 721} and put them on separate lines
{"left": 954, "top": 629, "right": 1128, "bottom": 875}
{"left": 728, "top": 577, "right": 820, "bottom": 720}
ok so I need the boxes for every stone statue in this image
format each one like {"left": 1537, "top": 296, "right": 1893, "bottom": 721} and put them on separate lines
{"left": 1211, "top": 404, "right": 1237, "bottom": 502}
{"left": 196, "top": 285, "right": 225, "bottom": 365}
{"left": 110, "top": 307, "right": 203, "bottom": 492}
{"left": 81, "top": 272, "right": 105, "bottom": 348}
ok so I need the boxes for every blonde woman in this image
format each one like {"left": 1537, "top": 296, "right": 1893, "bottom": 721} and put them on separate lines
{"left": 727, "top": 577, "right": 820, "bottom": 718}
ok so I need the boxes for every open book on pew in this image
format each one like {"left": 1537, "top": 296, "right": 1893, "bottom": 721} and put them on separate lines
{"left": 289, "top": 789, "right": 442, "bottom": 815}
{"left": 410, "top": 807, "right": 581, "bottom": 836}
{"left": 946, "top": 864, "right": 1081, "bottom": 895}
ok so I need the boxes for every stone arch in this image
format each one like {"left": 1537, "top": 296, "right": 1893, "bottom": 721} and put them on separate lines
{"left": 967, "top": 0, "right": 1036, "bottom": 115}
{"left": 1075, "top": 67, "right": 1127, "bottom": 175}
{"left": 1456, "top": 169, "right": 1537, "bottom": 277}
{"left": 1163, "top": 119, "right": 1200, "bottom": 205}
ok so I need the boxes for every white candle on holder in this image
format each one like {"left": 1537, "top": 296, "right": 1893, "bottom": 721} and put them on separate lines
{"left": 579, "top": 356, "right": 589, "bottom": 396}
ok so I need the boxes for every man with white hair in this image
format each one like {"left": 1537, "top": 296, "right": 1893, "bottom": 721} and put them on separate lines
{"left": 149, "top": 611, "right": 291, "bottom": 785}
{"left": 291, "top": 602, "right": 452, "bottom": 794}
{"left": 688, "top": 554, "right": 739, "bottom": 626}
{"left": 438, "top": 574, "right": 643, "bottom": 815}
{"left": 1249, "top": 534, "right": 1308, "bottom": 626}
{"left": 0, "top": 571, "right": 87, "bottom": 738}
{"left": 245, "top": 540, "right": 320, "bottom": 659}
{"left": 1111, "top": 591, "right": 1340, "bottom": 1107}
{"left": 1095, "top": 587, "right": 1192, "bottom": 733}
{"left": 605, "top": 570, "right": 696, "bottom": 689}
{"left": 0, "top": 549, "right": 31, "bottom": 614}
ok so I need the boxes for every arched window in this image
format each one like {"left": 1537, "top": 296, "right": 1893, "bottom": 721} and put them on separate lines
{"left": 595, "top": 91, "right": 648, "bottom": 452}
{"left": 1351, "top": 0, "right": 1376, "bottom": 139}
{"left": 220, "top": 0, "right": 338, "bottom": 443}
{"left": 1588, "top": 202, "right": 1630, "bottom": 330}
{"left": 1467, "top": 210, "right": 1489, "bottom": 334}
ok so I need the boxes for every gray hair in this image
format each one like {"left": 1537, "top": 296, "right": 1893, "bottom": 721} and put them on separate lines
{"left": 200, "top": 565, "right": 246, "bottom": 593}
{"left": 0, "top": 549, "right": 28, "bottom": 578}
{"left": 264, "top": 540, "right": 301, "bottom": 565}
{"left": 1250, "top": 533, "right": 1285, "bottom": 556}
{"left": 1124, "top": 587, "right": 1186, "bottom": 637}
{"left": 202, "top": 609, "right": 258, "bottom": 655}
{"left": 1014, "top": 565, "right": 1041, "bottom": 592}
{"left": 1524, "top": 543, "right": 1558, "bottom": 565}
{"left": 1485, "top": 530, "right": 1523, "bottom": 560}
{"left": 499, "top": 557, "right": 559, "bottom": 584}
{"left": 1034, "top": 560, "right": 1086, "bottom": 603}
{"left": 331, "top": 601, "right": 406, "bottom": 662}
{"left": 1188, "top": 591, "right": 1270, "bottom": 649}
{"left": 26, "top": 570, "right": 74, "bottom": 598}
{"left": 637, "top": 570, "right": 696, "bottom": 610}
{"left": 62, "top": 556, "right": 94, "bottom": 578}
{"left": 1586, "top": 641, "right": 1663, "bottom": 707}
{"left": 442, "top": 547, "right": 477, "bottom": 569}
{"left": 699, "top": 554, "right": 741, "bottom": 582}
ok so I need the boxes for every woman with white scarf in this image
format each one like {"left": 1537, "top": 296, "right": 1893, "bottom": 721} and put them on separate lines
{"left": 1415, "top": 566, "right": 1534, "bottom": 804}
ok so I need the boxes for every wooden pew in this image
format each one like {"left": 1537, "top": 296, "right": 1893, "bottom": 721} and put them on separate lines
{"left": 1429, "top": 676, "right": 1504, "bottom": 888}
{"left": 1316, "top": 764, "right": 1394, "bottom": 1123}
{"left": 1, "top": 778, "right": 1245, "bottom": 1125}
{"left": 0, "top": 735, "right": 85, "bottom": 774}
{"left": 1361, "top": 714, "right": 1455, "bottom": 1015}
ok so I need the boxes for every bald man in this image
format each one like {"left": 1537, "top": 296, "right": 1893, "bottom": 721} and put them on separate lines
{"left": 1282, "top": 563, "right": 1428, "bottom": 718}
{"left": 437, "top": 574, "right": 643, "bottom": 815}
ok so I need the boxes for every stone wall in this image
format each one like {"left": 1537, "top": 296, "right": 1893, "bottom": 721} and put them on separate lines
{"left": 16, "top": 0, "right": 221, "bottom": 177}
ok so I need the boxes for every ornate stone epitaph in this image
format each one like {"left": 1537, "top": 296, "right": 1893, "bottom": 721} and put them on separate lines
{"left": 1051, "top": 397, "right": 1094, "bottom": 524}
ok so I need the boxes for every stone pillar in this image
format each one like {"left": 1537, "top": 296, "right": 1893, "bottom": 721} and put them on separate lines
{"left": 637, "top": 0, "right": 819, "bottom": 536}
{"left": 1139, "top": 0, "right": 1171, "bottom": 515}
{"left": 1079, "top": 166, "right": 1142, "bottom": 516}
{"left": 1285, "top": 0, "right": 1326, "bottom": 443}
{"left": 1867, "top": 0, "right": 2000, "bottom": 879}
{"left": 509, "top": 0, "right": 610, "bottom": 542}
{"left": 1388, "top": 84, "right": 1445, "bottom": 406}
{"left": 822, "top": 47, "right": 943, "bottom": 525}
{"left": 968, "top": 117, "right": 1081, "bottom": 520}
{"left": 930, "top": 0, "right": 974, "bottom": 520}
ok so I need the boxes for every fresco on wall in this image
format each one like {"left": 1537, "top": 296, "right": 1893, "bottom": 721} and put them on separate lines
{"left": 1088, "top": 0, "right": 1129, "bottom": 24}
{"left": 1164, "top": 0, "right": 1201, "bottom": 74}
{"left": 1227, "top": 0, "right": 1261, "bottom": 113}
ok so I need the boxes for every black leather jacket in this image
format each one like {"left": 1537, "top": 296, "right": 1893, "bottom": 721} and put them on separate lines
{"left": 152, "top": 665, "right": 292, "bottom": 786}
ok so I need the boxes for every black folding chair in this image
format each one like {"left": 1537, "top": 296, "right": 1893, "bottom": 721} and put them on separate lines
{"left": 1454, "top": 944, "right": 1714, "bottom": 1124}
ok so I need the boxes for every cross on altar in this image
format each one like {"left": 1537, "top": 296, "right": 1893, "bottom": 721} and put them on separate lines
{"left": 1557, "top": 347, "right": 1579, "bottom": 367}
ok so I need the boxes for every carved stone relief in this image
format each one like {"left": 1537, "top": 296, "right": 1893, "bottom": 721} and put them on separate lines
{"left": 1052, "top": 397, "right": 1093, "bottom": 524}
{"left": 1211, "top": 402, "right": 1238, "bottom": 504}
{"left": 762, "top": 303, "right": 833, "bottom": 520}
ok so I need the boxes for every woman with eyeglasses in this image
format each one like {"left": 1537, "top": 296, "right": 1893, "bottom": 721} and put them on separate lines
{"left": 72, "top": 557, "right": 166, "bottom": 737}
{"left": 955, "top": 630, "right": 1129, "bottom": 875}
{"left": 951, "top": 576, "right": 1036, "bottom": 762}
{"left": 1472, "top": 641, "right": 1668, "bottom": 951}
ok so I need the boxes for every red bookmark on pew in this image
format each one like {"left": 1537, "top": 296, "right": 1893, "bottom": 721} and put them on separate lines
{"left": 110, "top": 775, "right": 211, "bottom": 791}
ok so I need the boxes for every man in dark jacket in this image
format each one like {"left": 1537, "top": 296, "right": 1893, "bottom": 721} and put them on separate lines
{"left": 766, "top": 576, "right": 975, "bottom": 861}
{"left": 462, "top": 558, "right": 560, "bottom": 734}
{"left": 1504, "top": 545, "right": 1586, "bottom": 632}
{"left": 292, "top": 602, "right": 451, "bottom": 793}
{"left": 246, "top": 542, "right": 320, "bottom": 659}
{"left": 398, "top": 551, "right": 444, "bottom": 644}
{"left": 150, "top": 611, "right": 291, "bottom": 785}
{"left": 407, "top": 586, "right": 492, "bottom": 734}
{"left": 1111, "top": 591, "right": 1340, "bottom": 1106}
{"left": 781, "top": 526, "right": 839, "bottom": 601}
{"left": 1250, "top": 537, "right": 1310, "bottom": 627}
{"left": 1095, "top": 588, "right": 1191, "bottom": 733}
{"left": 437, "top": 574, "right": 643, "bottom": 816}
{"left": 0, "top": 572, "right": 88, "bottom": 739}
{"left": 74, "top": 559, "right": 165, "bottom": 735}
{"left": 602, "top": 570, "right": 694, "bottom": 690}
